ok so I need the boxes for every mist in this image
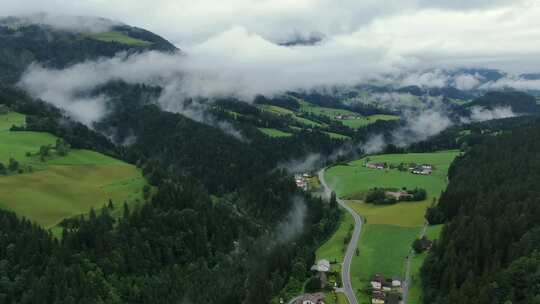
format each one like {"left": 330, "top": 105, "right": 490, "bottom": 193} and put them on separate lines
{"left": 275, "top": 196, "right": 307, "bottom": 243}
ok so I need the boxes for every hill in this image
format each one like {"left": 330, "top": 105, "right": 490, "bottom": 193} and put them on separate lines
{"left": 0, "top": 111, "right": 146, "bottom": 229}
{"left": 0, "top": 15, "right": 178, "bottom": 83}
{"left": 422, "top": 119, "right": 540, "bottom": 304}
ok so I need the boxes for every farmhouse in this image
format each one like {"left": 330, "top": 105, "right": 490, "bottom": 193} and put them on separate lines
{"left": 294, "top": 292, "right": 325, "bottom": 304}
{"left": 391, "top": 276, "right": 402, "bottom": 288}
{"left": 366, "top": 162, "right": 386, "bottom": 170}
{"left": 419, "top": 236, "right": 433, "bottom": 251}
{"left": 371, "top": 291, "right": 385, "bottom": 304}
{"left": 310, "top": 259, "right": 331, "bottom": 287}
{"left": 370, "top": 273, "right": 384, "bottom": 290}
{"left": 385, "top": 190, "right": 413, "bottom": 201}
{"left": 411, "top": 166, "right": 432, "bottom": 175}
{"left": 295, "top": 174, "right": 308, "bottom": 190}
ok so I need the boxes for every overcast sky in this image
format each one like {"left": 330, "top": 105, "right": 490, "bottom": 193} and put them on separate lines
{"left": 2, "top": 0, "right": 540, "bottom": 73}
{"left": 4, "top": 0, "right": 540, "bottom": 125}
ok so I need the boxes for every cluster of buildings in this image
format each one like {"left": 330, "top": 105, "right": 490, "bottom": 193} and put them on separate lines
{"left": 410, "top": 164, "right": 433, "bottom": 175}
{"left": 385, "top": 190, "right": 413, "bottom": 201}
{"left": 335, "top": 114, "right": 360, "bottom": 120}
{"left": 292, "top": 293, "right": 325, "bottom": 304}
{"left": 294, "top": 173, "right": 311, "bottom": 190}
{"left": 370, "top": 274, "right": 403, "bottom": 304}
{"left": 365, "top": 162, "right": 386, "bottom": 170}
{"left": 364, "top": 161, "right": 434, "bottom": 175}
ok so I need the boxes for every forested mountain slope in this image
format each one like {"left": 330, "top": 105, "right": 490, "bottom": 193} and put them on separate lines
{"left": 0, "top": 16, "right": 177, "bottom": 83}
{"left": 422, "top": 119, "right": 540, "bottom": 304}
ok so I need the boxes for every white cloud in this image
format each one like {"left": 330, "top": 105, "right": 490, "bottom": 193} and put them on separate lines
{"left": 454, "top": 74, "right": 482, "bottom": 90}
{"left": 481, "top": 76, "right": 540, "bottom": 91}
{"left": 467, "top": 106, "right": 517, "bottom": 122}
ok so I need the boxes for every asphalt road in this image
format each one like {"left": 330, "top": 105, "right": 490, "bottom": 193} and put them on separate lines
{"left": 318, "top": 168, "right": 362, "bottom": 304}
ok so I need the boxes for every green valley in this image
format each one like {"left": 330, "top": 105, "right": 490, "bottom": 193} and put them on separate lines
{"left": 321, "top": 150, "right": 458, "bottom": 303}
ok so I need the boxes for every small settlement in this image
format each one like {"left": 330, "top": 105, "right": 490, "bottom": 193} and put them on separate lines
{"left": 335, "top": 114, "right": 362, "bottom": 120}
{"left": 364, "top": 161, "right": 435, "bottom": 175}
{"left": 369, "top": 274, "right": 403, "bottom": 304}
{"left": 295, "top": 173, "right": 311, "bottom": 190}
{"left": 292, "top": 292, "right": 325, "bottom": 304}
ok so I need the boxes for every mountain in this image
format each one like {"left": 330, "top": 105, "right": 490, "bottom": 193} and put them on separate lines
{"left": 0, "top": 16, "right": 178, "bottom": 83}
{"left": 422, "top": 119, "right": 540, "bottom": 304}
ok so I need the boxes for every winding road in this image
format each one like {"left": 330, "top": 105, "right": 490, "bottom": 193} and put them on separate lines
{"left": 318, "top": 168, "right": 362, "bottom": 304}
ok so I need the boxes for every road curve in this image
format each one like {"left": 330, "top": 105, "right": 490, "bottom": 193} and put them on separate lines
{"left": 318, "top": 168, "right": 362, "bottom": 304}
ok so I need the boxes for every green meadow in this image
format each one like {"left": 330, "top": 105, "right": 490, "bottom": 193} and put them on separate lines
{"left": 0, "top": 112, "right": 147, "bottom": 229}
{"left": 258, "top": 128, "right": 293, "bottom": 138}
{"left": 86, "top": 31, "right": 153, "bottom": 46}
{"left": 316, "top": 211, "right": 355, "bottom": 263}
{"left": 323, "top": 151, "right": 457, "bottom": 302}
{"left": 325, "top": 132, "right": 351, "bottom": 140}
{"left": 341, "top": 114, "right": 399, "bottom": 129}
{"left": 325, "top": 150, "right": 459, "bottom": 200}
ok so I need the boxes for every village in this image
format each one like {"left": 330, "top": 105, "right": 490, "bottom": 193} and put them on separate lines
{"left": 364, "top": 160, "right": 434, "bottom": 175}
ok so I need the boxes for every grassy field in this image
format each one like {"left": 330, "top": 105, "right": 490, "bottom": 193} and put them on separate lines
{"left": 0, "top": 112, "right": 25, "bottom": 130}
{"left": 316, "top": 211, "right": 354, "bottom": 263}
{"left": 347, "top": 200, "right": 429, "bottom": 227}
{"left": 407, "top": 225, "right": 443, "bottom": 304}
{"left": 352, "top": 224, "right": 422, "bottom": 303}
{"left": 299, "top": 101, "right": 357, "bottom": 117}
{"left": 0, "top": 112, "right": 147, "bottom": 229}
{"left": 258, "top": 104, "right": 325, "bottom": 127}
{"left": 341, "top": 114, "right": 399, "bottom": 129}
{"left": 86, "top": 31, "right": 153, "bottom": 46}
{"left": 325, "top": 151, "right": 459, "bottom": 200}
{"left": 324, "top": 151, "right": 457, "bottom": 303}
{"left": 325, "top": 132, "right": 351, "bottom": 140}
{"left": 258, "top": 128, "right": 293, "bottom": 138}
{"left": 324, "top": 292, "right": 350, "bottom": 304}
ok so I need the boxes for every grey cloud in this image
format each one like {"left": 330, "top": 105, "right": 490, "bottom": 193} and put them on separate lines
{"left": 1, "top": 13, "right": 118, "bottom": 33}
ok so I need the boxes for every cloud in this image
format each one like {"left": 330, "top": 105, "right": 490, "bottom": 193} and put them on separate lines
{"left": 360, "top": 135, "right": 386, "bottom": 154}
{"left": 1, "top": 0, "right": 524, "bottom": 46}
{"left": 454, "top": 74, "right": 482, "bottom": 90}
{"left": 392, "top": 109, "right": 453, "bottom": 146}
{"left": 481, "top": 76, "right": 540, "bottom": 91}
{"left": 275, "top": 197, "right": 307, "bottom": 243}
{"left": 399, "top": 70, "right": 449, "bottom": 88}
{"left": 466, "top": 106, "right": 517, "bottom": 122}
{"left": 1, "top": 13, "right": 118, "bottom": 33}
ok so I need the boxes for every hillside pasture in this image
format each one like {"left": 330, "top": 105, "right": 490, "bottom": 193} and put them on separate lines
{"left": 258, "top": 128, "right": 293, "bottom": 138}
{"left": 0, "top": 112, "right": 25, "bottom": 131}
{"left": 0, "top": 112, "right": 147, "bottom": 229}
{"left": 316, "top": 211, "right": 354, "bottom": 263}
{"left": 352, "top": 224, "right": 422, "bottom": 303}
{"left": 325, "top": 151, "right": 459, "bottom": 200}
{"left": 0, "top": 164, "right": 145, "bottom": 227}
{"left": 341, "top": 114, "right": 399, "bottom": 129}
{"left": 86, "top": 31, "right": 153, "bottom": 46}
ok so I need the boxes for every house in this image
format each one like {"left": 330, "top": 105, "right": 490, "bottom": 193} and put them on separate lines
{"left": 295, "top": 293, "right": 325, "bottom": 304}
{"left": 391, "top": 276, "right": 402, "bottom": 288}
{"left": 411, "top": 166, "right": 432, "bottom": 175}
{"left": 419, "top": 236, "right": 433, "bottom": 251}
{"left": 385, "top": 191, "right": 413, "bottom": 201}
{"left": 366, "top": 162, "right": 386, "bottom": 170}
{"left": 310, "top": 259, "right": 331, "bottom": 272}
{"left": 311, "top": 259, "right": 331, "bottom": 287}
{"left": 370, "top": 274, "right": 384, "bottom": 290}
{"left": 382, "top": 280, "right": 392, "bottom": 292}
{"left": 371, "top": 291, "right": 385, "bottom": 304}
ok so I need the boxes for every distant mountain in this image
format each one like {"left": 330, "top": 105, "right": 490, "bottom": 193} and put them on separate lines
{"left": 466, "top": 91, "right": 539, "bottom": 114}
{"left": 0, "top": 16, "right": 178, "bottom": 83}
